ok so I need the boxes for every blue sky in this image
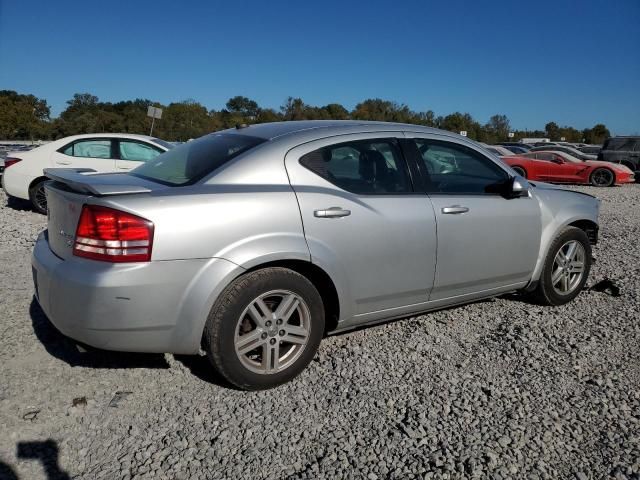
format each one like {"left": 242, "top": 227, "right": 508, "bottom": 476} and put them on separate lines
{"left": 1, "top": 0, "right": 638, "bottom": 134}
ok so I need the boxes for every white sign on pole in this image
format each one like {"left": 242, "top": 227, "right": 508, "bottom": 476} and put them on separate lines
{"left": 560, "top": 137, "right": 566, "bottom": 141}
{"left": 459, "top": 130, "right": 467, "bottom": 137}
{"left": 147, "top": 106, "right": 163, "bottom": 119}
{"left": 147, "top": 106, "right": 163, "bottom": 135}
{"left": 508, "top": 132, "right": 515, "bottom": 138}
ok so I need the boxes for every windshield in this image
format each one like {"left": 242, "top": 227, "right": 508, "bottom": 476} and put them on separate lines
{"left": 131, "top": 133, "right": 266, "bottom": 186}
{"left": 559, "top": 152, "right": 582, "bottom": 163}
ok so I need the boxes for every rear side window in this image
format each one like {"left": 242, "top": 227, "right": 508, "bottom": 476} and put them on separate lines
{"left": 62, "top": 139, "right": 112, "bottom": 158}
{"left": 412, "top": 139, "right": 509, "bottom": 194}
{"left": 604, "top": 138, "right": 638, "bottom": 151}
{"left": 299, "top": 139, "right": 411, "bottom": 194}
{"left": 130, "top": 133, "right": 265, "bottom": 186}
{"left": 118, "top": 141, "right": 163, "bottom": 162}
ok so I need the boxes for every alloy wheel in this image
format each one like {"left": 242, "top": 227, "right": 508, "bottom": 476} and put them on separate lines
{"left": 234, "top": 290, "right": 311, "bottom": 374}
{"left": 591, "top": 169, "right": 613, "bottom": 187}
{"left": 34, "top": 185, "right": 47, "bottom": 213}
{"left": 551, "top": 240, "right": 586, "bottom": 295}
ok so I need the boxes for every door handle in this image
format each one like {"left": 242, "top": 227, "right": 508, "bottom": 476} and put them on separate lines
{"left": 56, "top": 161, "right": 71, "bottom": 165}
{"left": 441, "top": 206, "right": 469, "bottom": 214}
{"left": 314, "top": 207, "right": 351, "bottom": 218}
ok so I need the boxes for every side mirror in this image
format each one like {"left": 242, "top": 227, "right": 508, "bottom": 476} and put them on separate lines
{"left": 552, "top": 158, "right": 564, "bottom": 164}
{"left": 510, "top": 175, "right": 530, "bottom": 198}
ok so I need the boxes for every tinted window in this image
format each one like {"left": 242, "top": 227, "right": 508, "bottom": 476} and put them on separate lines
{"left": 299, "top": 139, "right": 411, "bottom": 194}
{"left": 535, "top": 152, "right": 556, "bottom": 161}
{"left": 63, "top": 139, "right": 111, "bottom": 158}
{"left": 130, "top": 133, "right": 265, "bottom": 186}
{"left": 413, "top": 139, "right": 508, "bottom": 194}
{"left": 119, "top": 141, "right": 162, "bottom": 162}
{"left": 604, "top": 138, "right": 638, "bottom": 151}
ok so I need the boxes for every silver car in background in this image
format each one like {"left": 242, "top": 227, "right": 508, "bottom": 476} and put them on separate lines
{"left": 32, "top": 121, "right": 600, "bottom": 390}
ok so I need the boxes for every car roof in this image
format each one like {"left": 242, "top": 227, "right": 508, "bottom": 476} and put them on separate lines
{"left": 222, "top": 120, "right": 450, "bottom": 141}
{"left": 62, "top": 133, "right": 160, "bottom": 141}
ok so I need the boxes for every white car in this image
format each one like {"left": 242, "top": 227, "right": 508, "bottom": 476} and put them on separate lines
{"left": 2, "top": 133, "right": 172, "bottom": 213}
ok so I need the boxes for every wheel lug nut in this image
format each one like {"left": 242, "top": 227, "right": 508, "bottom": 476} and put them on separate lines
{"left": 279, "top": 330, "right": 285, "bottom": 336}
{"left": 265, "top": 320, "right": 272, "bottom": 327}
{"left": 276, "top": 319, "right": 283, "bottom": 325}
{"left": 270, "top": 338, "right": 276, "bottom": 345}
{"left": 261, "top": 332, "right": 268, "bottom": 340}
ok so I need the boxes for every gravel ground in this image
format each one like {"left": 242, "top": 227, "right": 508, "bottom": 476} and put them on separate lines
{"left": 0, "top": 186, "right": 639, "bottom": 480}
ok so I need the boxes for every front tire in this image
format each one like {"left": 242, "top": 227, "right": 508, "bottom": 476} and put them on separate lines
{"left": 203, "top": 267, "right": 325, "bottom": 390}
{"left": 531, "top": 227, "right": 591, "bottom": 306}
{"left": 590, "top": 168, "right": 614, "bottom": 187}
{"left": 28, "top": 180, "right": 48, "bottom": 214}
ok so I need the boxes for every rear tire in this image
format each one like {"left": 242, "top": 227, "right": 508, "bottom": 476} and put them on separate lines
{"left": 511, "top": 166, "right": 527, "bottom": 178}
{"left": 590, "top": 168, "right": 614, "bottom": 187}
{"left": 203, "top": 267, "right": 325, "bottom": 390}
{"left": 530, "top": 227, "right": 591, "bottom": 306}
{"left": 28, "top": 180, "right": 48, "bottom": 214}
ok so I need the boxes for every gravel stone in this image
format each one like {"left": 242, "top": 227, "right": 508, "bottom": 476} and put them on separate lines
{"left": 0, "top": 186, "right": 639, "bottom": 479}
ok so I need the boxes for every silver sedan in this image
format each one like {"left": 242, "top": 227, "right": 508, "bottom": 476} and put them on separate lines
{"left": 32, "top": 121, "right": 600, "bottom": 390}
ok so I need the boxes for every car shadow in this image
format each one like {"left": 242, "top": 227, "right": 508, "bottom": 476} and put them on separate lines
{"left": 173, "top": 354, "right": 238, "bottom": 390}
{"left": 5, "top": 195, "right": 34, "bottom": 212}
{"left": 0, "top": 438, "right": 72, "bottom": 480}
{"left": 17, "top": 439, "right": 71, "bottom": 480}
{"left": 30, "top": 298, "right": 169, "bottom": 369}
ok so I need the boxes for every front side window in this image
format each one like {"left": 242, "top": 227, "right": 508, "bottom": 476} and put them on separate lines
{"left": 62, "top": 139, "right": 112, "bottom": 158}
{"left": 299, "top": 139, "right": 411, "bottom": 194}
{"left": 413, "top": 139, "right": 509, "bottom": 194}
{"left": 535, "top": 152, "right": 556, "bottom": 161}
{"left": 119, "top": 141, "right": 163, "bottom": 162}
{"left": 130, "top": 133, "right": 265, "bottom": 186}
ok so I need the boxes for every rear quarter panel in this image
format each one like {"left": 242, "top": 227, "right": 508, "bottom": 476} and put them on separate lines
{"left": 97, "top": 143, "right": 310, "bottom": 267}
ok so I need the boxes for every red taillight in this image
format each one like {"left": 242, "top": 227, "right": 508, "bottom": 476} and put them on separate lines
{"left": 4, "top": 157, "right": 22, "bottom": 169}
{"left": 73, "top": 205, "right": 154, "bottom": 262}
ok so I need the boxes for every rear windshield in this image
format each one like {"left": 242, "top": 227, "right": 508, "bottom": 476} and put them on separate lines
{"left": 130, "top": 133, "right": 265, "bottom": 186}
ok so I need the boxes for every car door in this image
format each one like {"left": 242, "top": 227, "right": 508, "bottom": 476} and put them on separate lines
{"left": 406, "top": 134, "right": 541, "bottom": 301}
{"left": 545, "top": 153, "right": 583, "bottom": 182}
{"left": 115, "top": 139, "right": 164, "bottom": 171}
{"left": 50, "top": 138, "right": 116, "bottom": 171}
{"left": 284, "top": 133, "right": 437, "bottom": 325}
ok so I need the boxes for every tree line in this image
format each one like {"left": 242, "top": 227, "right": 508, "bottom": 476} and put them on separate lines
{"left": 0, "top": 90, "right": 612, "bottom": 145}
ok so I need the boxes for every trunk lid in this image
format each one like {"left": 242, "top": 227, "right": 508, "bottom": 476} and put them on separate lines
{"left": 44, "top": 168, "right": 167, "bottom": 260}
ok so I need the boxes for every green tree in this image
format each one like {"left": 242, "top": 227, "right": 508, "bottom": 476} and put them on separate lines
{"left": 545, "top": 122, "right": 560, "bottom": 140}
{"left": 225, "top": 96, "right": 260, "bottom": 118}
{"left": 0, "top": 90, "right": 51, "bottom": 139}
{"left": 584, "top": 124, "right": 610, "bottom": 144}
{"left": 484, "top": 114, "right": 511, "bottom": 143}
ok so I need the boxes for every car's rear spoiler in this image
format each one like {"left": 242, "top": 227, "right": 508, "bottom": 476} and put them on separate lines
{"left": 44, "top": 168, "right": 152, "bottom": 195}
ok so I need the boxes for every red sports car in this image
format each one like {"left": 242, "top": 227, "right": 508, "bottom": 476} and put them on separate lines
{"left": 502, "top": 151, "right": 634, "bottom": 187}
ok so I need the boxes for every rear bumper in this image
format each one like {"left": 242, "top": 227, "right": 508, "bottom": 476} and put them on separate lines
{"left": 1, "top": 168, "right": 30, "bottom": 199}
{"left": 31, "top": 232, "right": 242, "bottom": 354}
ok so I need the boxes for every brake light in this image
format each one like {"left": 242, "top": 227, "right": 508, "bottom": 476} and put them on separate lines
{"left": 4, "top": 157, "right": 22, "bottom": 169}
{"left": 73, "top": 205, "right": 154, "bottom": 262}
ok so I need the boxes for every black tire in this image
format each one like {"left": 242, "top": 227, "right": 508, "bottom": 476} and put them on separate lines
{"left": 28, "top": 180, "right": 48, "bottom": 214}
{"left": 203, "top": 267, "right": 325, "bottom": 390}
{"left": 590, "top": 168, "right": 614, "bottom": 187}
{"left": 530, "top": 227, "right": 591, "bottom": 306}
{"left": 511, "top": 166, "right": 527, "bottom": 178}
